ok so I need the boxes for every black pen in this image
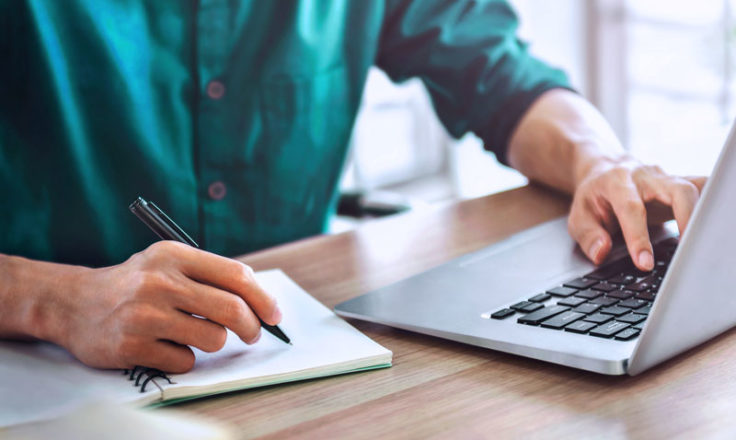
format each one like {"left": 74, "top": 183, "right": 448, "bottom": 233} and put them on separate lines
{"left": 129, "top": 196, "right": 291, "bottom": 345}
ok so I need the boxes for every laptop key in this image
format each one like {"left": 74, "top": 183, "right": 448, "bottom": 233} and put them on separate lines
{"left": 517, "top": 305, "right": 570, "bottom": 325}
{"left": 635, "top": 291, "right": 656, "bottom": 301}
{"left": 589, "top": 296, "right": 618, "bottom": 307}
{"left": 618, "top": 313, "right": 646, "bottom": 324}
{"left": 540, "top": 311, "right": 586, "bottom": 329}
{"left": 618, "top": 298, "right": 649, "bottom": 309}
{"left": 607, "top": 274, "right": 636, "bottom": 285}
{"left": 590, "top": 321, "right": 630, "bottom": 338}
{"left": 607, "top": 290, "right": 634, "bottom": 300}
{"left": 585, "top": 258, "right": 630, "bottom": 280}
{"left": 575, "top": 289, "right": 603, "bottom": 300}
{"left": 654, "top": 237, "right": 679, "bottom": 252}
{"left": 520, "top": 302, "right": 543, "bottom": 313}
{"left": 600, "top": 306, "right": 629, "bottom": 317}
{"left": 583, "top": 313, "right": 613, "bottom": 324}
{"left": 557, "top": 296, "right": 587, "bottom": 307}
{"left": 565, "top": 320, "right": 597, "bottom": 334}
{"left": 573, "top": 303, "right": 601, "bottom": 314}
{"left": 634, "top": 305, "right": 652, "bottom": 315}
{"left": 628, "top": 275, "right": 659, "bottom": 292}
{"left": 491, "top": 308, "right": 515, "bottom": 319}
{"left": 634, "top": 321, "right": 647, "bottom": 330}
{"left": 546, "top": 286, "right": 578, "bottom": 297}
{"left": 528, "top": 293, "right": 551, "bottom": 303}
{"left": 628, "top": 282, "right": 653, "bottom": 292}
{"left": 592, "top": 282, "right": 618, "bottom": 292}
{"left": 614, "top": 328, "right": 640, "bottom": 340}
{"left": 563, "top": 278, "right": 598, "bottom": 290}
{"left": 511, "top": 301, "right": 533, "bottom": 311}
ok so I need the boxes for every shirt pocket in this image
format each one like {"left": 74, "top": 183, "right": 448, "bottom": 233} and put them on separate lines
{"left": 260, "top": 65, "right": 349, "bottom": 156}
{"left": 254, "top": 65, "right": 352, "bottom": 231}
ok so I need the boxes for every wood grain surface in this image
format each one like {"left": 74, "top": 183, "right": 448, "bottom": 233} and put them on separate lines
{"left": 166, "top": 185, "right": 736, "bottom": 439}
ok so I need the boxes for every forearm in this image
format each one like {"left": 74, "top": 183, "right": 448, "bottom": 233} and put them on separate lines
{"left": 0, "top": 254, "right": 90, "bottom": 344}
{"left": 507, "top": 89, "right": 627, "bottom": 194}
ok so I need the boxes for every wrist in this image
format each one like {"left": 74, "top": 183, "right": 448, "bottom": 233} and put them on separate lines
{"left": 0, "top": 254, "right": 93, "bottom": 347}
{"left": 571, "top": 142, "right": 634, "bottom": 190}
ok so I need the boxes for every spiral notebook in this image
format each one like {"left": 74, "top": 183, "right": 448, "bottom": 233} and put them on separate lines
{"left": 0, "top": 270, "right": 392, "bottom": 428}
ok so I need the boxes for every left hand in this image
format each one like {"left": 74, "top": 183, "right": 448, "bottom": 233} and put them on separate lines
{"left": 567, "top": 156, "right": 707, "bottom": 271}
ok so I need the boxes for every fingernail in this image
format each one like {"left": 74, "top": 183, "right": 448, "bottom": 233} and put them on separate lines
{"left": 589, "top": 238, "right": 604, "bottom": 261}
{"left": 638, "top": 250, "right": 654, "bottom": 270}
{"left": 272, "top": 306, "right": 282, "bottom": 324}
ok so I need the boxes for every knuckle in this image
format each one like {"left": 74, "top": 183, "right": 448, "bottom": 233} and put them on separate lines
{"left": 609, "top": 165, "right": 631, "bottom": 181}
{"left": 145, "top": 241, "right": 185, "bottom": 262}
{"left": 116, "top": 336, "right": 143, "bottom": 366}
{"left": 135, "top": 271, "right": 174, "bottom": 296}
{"left": 622, "top": 198, "right": 646, "bottom": 215}
{"left": 203, "top": 327, "right": 228, "bottom": 353}
{"left": 242, "top": 263, "right": 255, "bottom": 278}
{"left": 651, "top": 165, "right": 665, "bottom": 175}
{"left": 118, "top": 303, "right": 156, "bottom": 333}
{"left": 222, "top": 296, "right": 248, "bottom": 323}
{"left": 230, "top": 260, "right": 254, "bottom": 283}
{"left": 676, "top": 180, "right": 699, "bottom": 198}
{"left": 171, "top": 348, "right": 196, "bottom": 373}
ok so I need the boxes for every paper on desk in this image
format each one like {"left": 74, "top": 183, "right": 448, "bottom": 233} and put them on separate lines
{"left": 1, "top": 401, "right": 233, "bottom": 440}
{"left": 157, "top": 269, "right": 392, "bottom": 401}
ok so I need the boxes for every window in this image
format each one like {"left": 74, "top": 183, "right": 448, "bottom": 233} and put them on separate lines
{"left": 593, "top": 0, "right": 732, "bottom": 175}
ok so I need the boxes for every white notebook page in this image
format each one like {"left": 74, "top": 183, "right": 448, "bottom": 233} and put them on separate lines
{"left": 161, "top": 269, "right": 392, "bottom": 399}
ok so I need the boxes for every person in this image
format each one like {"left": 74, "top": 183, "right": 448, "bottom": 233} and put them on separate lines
{"left": 0, "top": 1, "right": 705, "bottom": 373}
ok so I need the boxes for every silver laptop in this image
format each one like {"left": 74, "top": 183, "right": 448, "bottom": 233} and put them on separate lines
{"left": 335, "top": 122, "right": 736, "bottom": 375}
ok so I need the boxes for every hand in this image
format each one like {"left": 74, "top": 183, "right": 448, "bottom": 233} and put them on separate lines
{"left": 54, "top": 241, "right": 280, "bottom": 373}
{"left": 568, "top": 156, "right": 707, "bottom": 270}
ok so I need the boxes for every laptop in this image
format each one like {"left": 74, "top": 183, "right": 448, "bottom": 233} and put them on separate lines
{"left": 334, "top": 122, "right": 736, "bottom": 375}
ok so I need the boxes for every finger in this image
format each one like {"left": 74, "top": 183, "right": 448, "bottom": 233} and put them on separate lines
{"left": 160, "top": 243, "right": 280, "bottom": 325}
{"left": 667, "top": 180, "right": 700, "bottom": 234}
{"left": 123, "top": 339, "right": 195, "bottom": 374}
{"left": 684, "top": 176, "right": 707, "bottom": 193}
{"left": 155, "top": 311, "right": 232, "bottom": 353}
{"left": 608, "top": 181, "right": 654, "bottom": 271}
{"left": 172, "top": 279, "right": 262, "bottom": 344}
{"left": 568, "top": 201, "right": 613, "bottom": 265}
{"left": 637, "top": 175, "right": 700, "bottom": 234}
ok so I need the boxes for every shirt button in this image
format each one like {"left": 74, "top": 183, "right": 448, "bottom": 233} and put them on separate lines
{"left": 208, "top": 181, "right": 227, "bottom": 200}
{"left": 206, "top": 80, "right": 225, "bottom": 100}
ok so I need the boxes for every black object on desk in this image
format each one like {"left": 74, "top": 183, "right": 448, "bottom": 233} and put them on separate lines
{"left": 129, "top": 196, "right": 291, "bottom": 345}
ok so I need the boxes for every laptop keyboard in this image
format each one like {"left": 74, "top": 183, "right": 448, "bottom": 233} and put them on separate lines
{"left": 488, "top": 237, "right": 678, "bottom": 341}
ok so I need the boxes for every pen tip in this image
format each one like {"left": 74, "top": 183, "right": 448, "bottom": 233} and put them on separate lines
{"left": 288, "top": 342, "right": 293, "bottom": 346}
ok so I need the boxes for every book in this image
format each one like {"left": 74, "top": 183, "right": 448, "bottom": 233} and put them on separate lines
{"left": 0, "top": 270, "right": 392, "bottom": 427}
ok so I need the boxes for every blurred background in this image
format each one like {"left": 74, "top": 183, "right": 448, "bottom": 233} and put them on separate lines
{"left": 332, "top": 0, "right": 734, "bottom": 231}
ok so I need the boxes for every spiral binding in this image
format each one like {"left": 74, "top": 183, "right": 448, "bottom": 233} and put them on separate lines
{"left": 122, "top": 366, "right": 174, "bottom": 393}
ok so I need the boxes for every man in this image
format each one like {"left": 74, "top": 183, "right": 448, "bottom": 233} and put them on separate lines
{"left": 0, "top": 1, "right": 704, "bottom": 373}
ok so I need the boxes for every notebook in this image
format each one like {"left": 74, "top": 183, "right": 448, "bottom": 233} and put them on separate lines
{"left": 0, "top": 269, "right": 392, "bottom": 427}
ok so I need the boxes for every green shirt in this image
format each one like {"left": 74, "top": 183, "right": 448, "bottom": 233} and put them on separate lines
{"left": 0, "top": 0, "right": 569, "bottom": 267}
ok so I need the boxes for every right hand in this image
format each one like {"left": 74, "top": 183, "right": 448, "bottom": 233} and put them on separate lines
{"left": 56, "top": 241, "right": 281, "bottom": 373}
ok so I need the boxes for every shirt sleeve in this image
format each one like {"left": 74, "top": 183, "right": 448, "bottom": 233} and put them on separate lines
{"left": 375, "top": 0, "right": 573, "bottom": 165}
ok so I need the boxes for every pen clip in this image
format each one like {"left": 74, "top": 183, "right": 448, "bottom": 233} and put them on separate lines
{"left": 147, "top": 201, "right": 199, "bottom": 248}
{"left": 129, "top": 197, "right": 199, "bottom": 248}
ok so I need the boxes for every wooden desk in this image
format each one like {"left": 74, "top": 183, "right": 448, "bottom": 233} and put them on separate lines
{"left": 172, "top": 185, "right": 736, "bottom": 439}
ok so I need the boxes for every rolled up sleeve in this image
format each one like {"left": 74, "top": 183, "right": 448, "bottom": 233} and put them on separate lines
{"left": 376, "top": 0, "right": 572, "bottom": 165}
